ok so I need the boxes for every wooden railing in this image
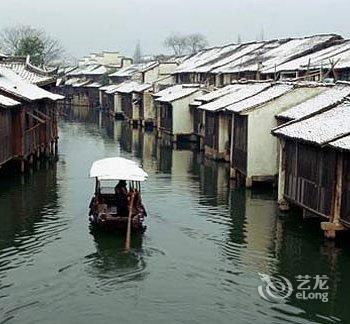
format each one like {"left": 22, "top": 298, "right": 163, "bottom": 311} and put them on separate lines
{"left": 24, "top": 123, "right": 45, "bottom": 156}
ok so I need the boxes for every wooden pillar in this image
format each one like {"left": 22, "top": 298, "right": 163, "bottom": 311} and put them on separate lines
{"left": 20, "top": 159, "right": 25, "bottom": 173}
{"left": 321, "top": 153, "right": 345, "bottom": 239}
{"left": 54, "top": 139, "right": 58, "bottom": 157}
{"left": 277, "top": 138, "right": 289, "bottom": 211}
{"left": 230, "top": 113, "right": 235, "bottom": 179}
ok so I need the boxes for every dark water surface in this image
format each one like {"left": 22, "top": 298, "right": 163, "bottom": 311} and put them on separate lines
{"left": 0, "top": 107, "right": 349, "bottom": 324}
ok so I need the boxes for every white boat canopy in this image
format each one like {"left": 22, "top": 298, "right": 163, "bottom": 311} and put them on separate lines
{"left": 89, "top": 157, "right": 148, "bottom": 182}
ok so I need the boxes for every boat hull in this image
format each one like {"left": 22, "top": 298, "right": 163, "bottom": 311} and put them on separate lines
{"left": 89, "top": 214, "right": 146, "bottom": 233}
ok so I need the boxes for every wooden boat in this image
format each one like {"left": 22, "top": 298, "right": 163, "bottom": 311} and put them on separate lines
{"left": 89, "top": 157, "right": 148, "bottom": 232}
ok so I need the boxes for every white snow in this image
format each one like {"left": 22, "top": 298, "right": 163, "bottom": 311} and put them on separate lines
{"left": 109, "top": 62, "right": 158, "bottom": 77}
{"left": 277, "top": 84, "right": 350, "bottom": 120}
{"left": 154, "top": 84, "right": 201, "bottom": 103}
{"left": 0, "top": 60, "right": 55, "bottom": 85}
{"left": 0, "top": 94, "right": 20, "bottom": 107}
{"left": 227, "top": 84, "right": 294, "bottom": 113}
{"left": 100, "top": 84, "right": 118, "bottom": 92}
{"left": 113, "top": 81, "right": 142, "bottom": 94}
{"left": 329, "top": 135, "right": 350, "bottom": 151}
{"left": 85, "top": 82, "right": 102, "bottom": 88}
{"left": 0, "top": 66, "right": 63, "bottom": 101}
{"left": 273, "top": 102, "right": 350, "bottom": 145}
{"left": 199, "top": 83, "right": 272, "bottom": 111}
{"left": 175, "top": 45, "right": 238, "bottom": 74}
{"left": 195, "top": 84, "right": 242, "bottom": 103}
{"left": 263, "top": 41, "right": 350, "bottom": 74}
{"left": 210, "top": 35, "right": 338, "bottom": 74}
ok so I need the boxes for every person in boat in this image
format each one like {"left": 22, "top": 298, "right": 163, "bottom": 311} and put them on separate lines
{"left": 114, "top": 180, "right": 128, "bottom": 217}
{"left": 128, "top": 189, "right": 147, "bottom": 217}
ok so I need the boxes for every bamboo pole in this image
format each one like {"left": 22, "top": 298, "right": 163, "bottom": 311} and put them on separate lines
{"left": 125, "top": 192, "right": 135, "bottom": 251}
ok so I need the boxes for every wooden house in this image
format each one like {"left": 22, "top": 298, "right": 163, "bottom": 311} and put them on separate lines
{"left": 276, "top": 83, "right": 350, "bottom": 125}
{"left": 173, "top": 34, "right": 342, "bottom": 86}
{"left": 272, "top": 102, "right": 350, "bottom": 238}
{"left": 196, "top": 82, "right": 271, "bottom": 161}
{"left": 63, "top": 51, "right": 133, "bottom": 107}
{"left": 98, "top": 84, "right": 118, "bottom": 110}
{"left": 109, "top": 62, "right": 159, "bottom": 84}
{"left": 262, "top": 40, "right": 350, "bottom": 81}
{"left": 228, "top": 83, "right": 328, "bottom": 187}
{"left": 109, "top": 61, "right": 177, "bottom": 85}
{"left": 0, "top": 56, "right": 58, "bottom": 91}
{"left": 154, "top": 84, "right": 204, "bottom": 142}
{"left": 0, "top": 67, "right": 63, "bottom": 173}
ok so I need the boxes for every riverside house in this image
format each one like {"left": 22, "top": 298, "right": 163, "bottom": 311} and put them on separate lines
{"left": 227, "top": 83, "right": 327, "bottom": 187}
{"left": 173, "top": 34, "right": 343, "bottom": 86}
{"left": 195, "top": 82, "right": 271, "bottom": 161}
{"left": 272, "top": 101, "right": 350, "bottom": 238}
{"left": 0, "top": 67, "right": 63, "bottom": 173}
{"left": 154, "top": 84, "right": 204, "bottom": 143}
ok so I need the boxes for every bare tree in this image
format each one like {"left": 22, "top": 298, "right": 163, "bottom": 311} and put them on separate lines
{"left": 186, "top": 33, "right": 208, "bottom": 54}
{"left": 164, "top": 34, "right": 189, "bottom": 56}
{"left": 0, "top": 25, "right": 64, "bottom": 66}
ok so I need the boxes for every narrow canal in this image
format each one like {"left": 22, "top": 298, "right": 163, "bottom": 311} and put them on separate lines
{"left": 0, "top": 106, "right": 349, "bottom": 324}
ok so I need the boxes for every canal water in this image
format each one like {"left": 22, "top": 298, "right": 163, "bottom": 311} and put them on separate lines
{"left": 0, "top": 106, "right": 349, "bottom": 324}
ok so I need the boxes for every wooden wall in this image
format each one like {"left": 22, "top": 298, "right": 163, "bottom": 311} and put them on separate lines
{"left": 204, "top": 111, "right": 218, "bottom": 149}
{"left": 232, "top": 114, "right": 248, "bottom": 175}
{"left": 284, "top": 141, "right": 336, "bottom": 218}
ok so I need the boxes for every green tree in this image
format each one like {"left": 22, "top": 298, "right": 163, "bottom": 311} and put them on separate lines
{"left": 0, "top": 25, "right": 64, "bottom": 66}
{"left": 15, "top": 35, "right": 45, "bottom": 66}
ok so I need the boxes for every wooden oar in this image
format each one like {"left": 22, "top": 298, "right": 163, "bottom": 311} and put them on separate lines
{"left": 125, "top": 192, "right": 135, "bottom": 251}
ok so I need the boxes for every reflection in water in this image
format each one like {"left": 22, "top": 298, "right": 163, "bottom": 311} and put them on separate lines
{"left": 86, "top": 229, "right": 147, "bottom": 292}
{"left": 0, "top": 164, "right": 63, "bottom": 275}
{"left": 0, "top": 106, "right": 349, "bottom": 323}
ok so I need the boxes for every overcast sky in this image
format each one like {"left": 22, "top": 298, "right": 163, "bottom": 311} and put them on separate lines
{"left": 0, "top": 0, "right": 349, "bottom": 60}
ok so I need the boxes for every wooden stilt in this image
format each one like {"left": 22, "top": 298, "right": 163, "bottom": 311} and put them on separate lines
{"left": 321, "top": 153, "right": 345, "bottom": 239}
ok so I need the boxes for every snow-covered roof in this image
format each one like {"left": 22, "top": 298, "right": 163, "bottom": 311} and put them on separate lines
{"left": 175, "top": 44, "right": 248, "bottom": 74}
{"left": 84, "top": 65, "right": 108, "bottom": 75}
{"left": 328, "top": 135, "right": 350, "bottom": 151}
{"left": 0, "top": 94, "right": 21, "bottom": 107}
{"left": 113, "top": 81, "right": 141, "bottom": 94}
{"left": 154, "top": 84, "right": 201, "bottom": 103}
{"left": 227, "top": 84, "right": 294, "bottom": 113}
{"left": 276, "top": 84, "right": 350, "bottom": 120}
{"left": 105, "top": 85, "right": 122, "bottom": 94}
{"left": 199, "top": 83, "right": 271, "bottom": 112}
{"left": 273, "top": 102, "right": 350, "bottom": 145}
{"left": 72, "top": 80, "right": 90, "bottom": 87}
{"left": 109, "top": 61, "right": 158, "bottom": 77}
{"left": 0, "top": 67, "right": 63, "bottom": 102}
{"left": 84, "top": 82, "right": 102, "bottom": 88}
{"left": 100, "top": 84, "right": 117, "bottom": 91}
{"left": 90, "top": 157, "right": 148, "bottom": 181}
{"left": 0, "top": 57, "right": 57, "bottom": 86}
{"left": 133, "top": 83, "right": 152, "bottom": 93}
{"left": 64, "top": 77, "right": 82, "bottom": 86}
{"left": 194, "top": 84, "right": 240, "bottom": 103}
{"left": 211, "top": 35, "right": 340, "bottom": 74}
{"left": 263, "top": 40, "right": 350, "bottom": 73}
